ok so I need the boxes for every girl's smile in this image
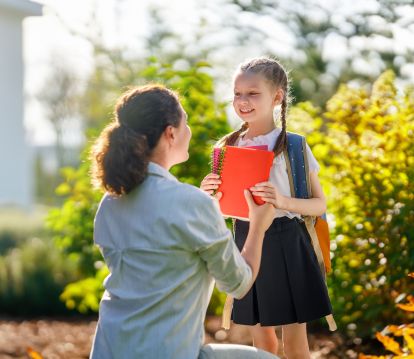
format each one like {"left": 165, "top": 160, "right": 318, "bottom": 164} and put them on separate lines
{"left": 239, "top": 108, "right": 255, "bottom": 115}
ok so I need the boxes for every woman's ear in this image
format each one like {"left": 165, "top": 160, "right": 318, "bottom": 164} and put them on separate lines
{"left": 164, "top": 125, "right": 176, "bottom": 145}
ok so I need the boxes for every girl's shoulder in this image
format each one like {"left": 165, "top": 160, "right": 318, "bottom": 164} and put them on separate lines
{"left": 286, "top": 131, "right": 306, "bottom": 142}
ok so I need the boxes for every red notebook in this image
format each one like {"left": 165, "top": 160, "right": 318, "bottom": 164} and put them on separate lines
{"left": 212, "top": 145, "right": 274, "bottom": 220}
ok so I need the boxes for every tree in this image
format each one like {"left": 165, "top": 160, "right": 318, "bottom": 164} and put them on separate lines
{"left": 47, "top": 58, "right": 231, "bottom": 312}
{"left": 138, "top": 0, "right": 414, "bottom": 105}
{"left": 226, "top": 0, "right": 414, "bottom": 105}
{"left": 36, "top": 57, "right": 81, "bottom": 168}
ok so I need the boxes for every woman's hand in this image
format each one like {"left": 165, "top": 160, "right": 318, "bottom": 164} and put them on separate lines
{"left": 250, "top": 181, "right": 286, "bottom": 209}
{"left": 200, "top": 173, "right": 222, "bottom": 200}
{"left": 244, "top": 190, "right": 275, "bottom": 233}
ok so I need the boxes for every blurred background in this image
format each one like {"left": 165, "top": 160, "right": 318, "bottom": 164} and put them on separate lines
{"left": 0, "top": 0, "right": 413, "bottom": 358}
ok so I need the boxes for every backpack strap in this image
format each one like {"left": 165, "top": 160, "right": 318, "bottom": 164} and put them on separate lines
{"left": 283, "top": 147, "right": 295, "bottom": 198}
{"left": 284, "top": 133, "right": 325, "bottom": 270}
{"left": 302, "top": 136, "right": 312, "bottom": 197}
{"left": 284, "top": 132, "right": 337, "bottom": 332}
{"left": 284, "top": 133, "right": 309, "bottom": 199}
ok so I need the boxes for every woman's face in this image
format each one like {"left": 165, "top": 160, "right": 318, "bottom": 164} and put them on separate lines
{"left": 171, "top": 105, "right": 192, "bottom": 165}
{"left": 233, "top": 72, "right": 279, "bottom": 125}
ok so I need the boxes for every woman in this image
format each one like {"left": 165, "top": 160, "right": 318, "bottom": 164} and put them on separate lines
{"left": 89, "top": 84, "right": 277, "bottom": 359}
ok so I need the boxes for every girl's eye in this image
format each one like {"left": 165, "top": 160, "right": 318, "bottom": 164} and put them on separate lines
{"left": 234, "top": 92, "right": 259, "bottom": 97}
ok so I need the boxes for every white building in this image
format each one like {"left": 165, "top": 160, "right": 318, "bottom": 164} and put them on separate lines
{"left": 0, "top": 0, "right": 42, "bottom": 208}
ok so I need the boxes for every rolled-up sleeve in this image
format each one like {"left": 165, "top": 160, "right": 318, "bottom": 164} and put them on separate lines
{"left": 176, "top": 187, "right": 252, "bottom": 299}
{"left": 197, "top": 227, "right": 252, "bottom": 299}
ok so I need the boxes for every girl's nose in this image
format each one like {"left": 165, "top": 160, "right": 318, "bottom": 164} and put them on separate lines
{"left": 238, "top": 95, "right": 248, "bottom": 103}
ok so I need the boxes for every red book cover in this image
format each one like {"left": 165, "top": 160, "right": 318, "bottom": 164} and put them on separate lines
{"left": 212, "top": 146, "right": 274, "bottom": 220}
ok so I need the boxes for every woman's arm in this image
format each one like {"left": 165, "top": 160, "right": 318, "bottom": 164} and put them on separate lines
{"left": 251, "top": 171, "right": 327, "bottom": 216}
{"left": 240, "top": 190, "right": 275, "bottom": 283}
{"left": 186, "top": 188, "right": 274, "bottom": 300}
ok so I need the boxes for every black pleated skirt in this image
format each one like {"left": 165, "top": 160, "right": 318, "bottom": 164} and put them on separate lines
{"left": 231, "top": 216, "right": 333, "bottom": 326}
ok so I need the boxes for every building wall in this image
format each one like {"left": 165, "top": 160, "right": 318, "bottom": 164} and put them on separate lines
{"left": 0, "top": 8, "right": 32, "bottom": 207}
{"left": 0, "top": 2, "right": 42, "bottom": 208}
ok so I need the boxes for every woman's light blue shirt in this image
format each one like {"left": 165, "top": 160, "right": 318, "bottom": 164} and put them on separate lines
{"left": 90, "top": 162, "right": 252, "bottom": 359}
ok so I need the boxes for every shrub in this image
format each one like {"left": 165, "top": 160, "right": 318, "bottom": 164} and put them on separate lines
{"left": 359, "top": 273, "right": 414, "bottom": 358}
{"left": 0, "top": 236, "right": 78, "bottom": 316}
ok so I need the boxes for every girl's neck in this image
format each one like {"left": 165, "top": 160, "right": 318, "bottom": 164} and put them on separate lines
{"left": 243, "top": 121, "right": 276, "bottom": 140}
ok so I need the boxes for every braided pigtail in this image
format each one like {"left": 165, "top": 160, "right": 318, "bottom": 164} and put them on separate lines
{"left": 216, "top": 122, "right": 249, "bottom": 147}
{"left": 272, "top": 94, "right": 288, "bottom": 156}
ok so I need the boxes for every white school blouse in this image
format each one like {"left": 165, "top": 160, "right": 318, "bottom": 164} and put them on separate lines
{"left": 237, "top": 127, "right": 320, "bottom": 219}
{"left": 90, "top": 162, "right": 252, "bottom": 359}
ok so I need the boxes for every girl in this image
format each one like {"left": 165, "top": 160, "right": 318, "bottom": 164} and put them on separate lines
{"left": 201, "top": 57, "right": 333, "bottom": 358}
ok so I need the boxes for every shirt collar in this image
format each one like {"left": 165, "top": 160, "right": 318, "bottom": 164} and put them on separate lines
{"left": 147, "top": 162, "right": 178, "bottom": 182}
{"left": 238, "top": 127, "right": 281, "bottom": 147}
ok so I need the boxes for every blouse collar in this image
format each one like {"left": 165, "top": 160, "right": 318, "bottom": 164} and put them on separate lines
{"left": 238, "top": 127, "right": 281, "bottom": 148}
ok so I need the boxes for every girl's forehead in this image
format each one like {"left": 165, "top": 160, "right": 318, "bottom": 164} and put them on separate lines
{"left": 233, "top": 72, "right": 269, "bottom": 88}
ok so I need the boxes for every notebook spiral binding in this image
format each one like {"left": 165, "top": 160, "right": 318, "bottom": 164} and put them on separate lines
{"left": 211, "top": 149, "right": 217, "bottom": 174}
{"left": 211, "top": 147, "right": 227, "bottom": 195}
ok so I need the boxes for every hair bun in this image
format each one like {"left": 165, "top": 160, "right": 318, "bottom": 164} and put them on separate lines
{"left": 91, "top": 123, "right": 151, "bottom": 196}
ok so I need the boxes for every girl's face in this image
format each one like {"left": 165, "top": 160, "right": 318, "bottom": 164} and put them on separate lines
{"left": 233, "top": 72, "right": 281, "bottom": 125}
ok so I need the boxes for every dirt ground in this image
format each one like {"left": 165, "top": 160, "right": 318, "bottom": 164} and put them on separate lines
{"left": 0, "top": 315, "right": 371, "bottom": 359}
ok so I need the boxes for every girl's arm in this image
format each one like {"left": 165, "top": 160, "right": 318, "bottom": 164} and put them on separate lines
{"left": 251, "top": 171, "right": 327, "bottom": 216}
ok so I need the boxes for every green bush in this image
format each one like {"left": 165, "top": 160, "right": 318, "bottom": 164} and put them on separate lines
{"left": 0, "top": 236, "right": 78, "bottom": 316}
{"left": 360, "top": 273, "right": 414, "bottom": 358}
{"left": 207, "top": 288, "right": 227, "bottom": 316}
{"left": 0, "top": 208, "right": 48, "bottom": 254}
{"left": 0, "top": 230, "right": 18, "bottom": 256}
{"left": 0, "top": 209, "right": 82, "bottom": 315}
{"left": 290, "top": 71, "right": 414, "bottom": 337}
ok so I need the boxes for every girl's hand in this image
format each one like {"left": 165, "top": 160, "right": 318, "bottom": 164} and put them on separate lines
{"left": 200, "top": 173, "right": 222, "bottom": 200}
{"left": 250, "top": 181, "right": 286, "bottom": 209}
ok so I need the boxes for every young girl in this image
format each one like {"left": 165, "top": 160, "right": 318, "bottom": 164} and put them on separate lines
{"left": 201, "top": 57, "right": 333, "bottom": 358}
